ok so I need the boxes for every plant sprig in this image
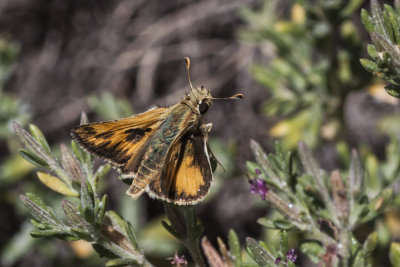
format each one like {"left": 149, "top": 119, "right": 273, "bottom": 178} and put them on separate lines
{"left": 360, "top": 0, "right": 400, "bottom": 98}
{"left": 14, "top": 119, "right": 153, "bottom": 267}
{"left": 246, "top": 140, "right": 396, "bottom": 266}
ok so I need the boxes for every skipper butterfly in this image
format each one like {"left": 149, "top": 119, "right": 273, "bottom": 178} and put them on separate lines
{"left": 71, "top": 58, "right": 243, "bottom": 205}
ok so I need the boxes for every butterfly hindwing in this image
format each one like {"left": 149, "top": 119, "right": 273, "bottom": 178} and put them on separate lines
{"left": 147, "top": 128, "right": 213, "bottom": 205}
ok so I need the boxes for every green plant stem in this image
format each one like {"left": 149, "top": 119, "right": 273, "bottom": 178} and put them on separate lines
{"left": 163, "top": 204, "right": 206, "bottom": 267}
{"left": 185, "top": 239, "right": 206, "bottom": 267}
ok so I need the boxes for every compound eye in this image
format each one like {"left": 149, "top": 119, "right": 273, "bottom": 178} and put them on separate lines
{"left": 199, "top": 101, "right": 209, "bottom": 114}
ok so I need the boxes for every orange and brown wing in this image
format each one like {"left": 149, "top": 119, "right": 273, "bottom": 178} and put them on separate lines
{"left": 147, "top": 130, "right": 213, "bottom": 205}
{"left": 71, "top": 107, "right": 167, "bottom": 172}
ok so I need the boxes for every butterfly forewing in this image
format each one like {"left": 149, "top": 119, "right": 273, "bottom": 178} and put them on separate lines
{"left": 71, "top": 107, "right": 167, "bottom": 169}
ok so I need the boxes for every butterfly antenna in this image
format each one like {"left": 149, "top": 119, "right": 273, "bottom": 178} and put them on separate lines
{"left": 210, "top": 93, "right": 244, "bottom": 100}
{"left": 184, "top": 57, "right": 194, "bottom": 90}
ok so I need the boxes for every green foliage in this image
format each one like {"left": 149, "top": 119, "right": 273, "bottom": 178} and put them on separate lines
{"left": 240, "top": 0, "right": 371, "bottom": 149}
{"left": 360, "top": 0, "right": 400, "bottom": 98}
{"left": 245, "top": 140, "right": 400, "bottom": 266}
{"left": 14, "top": 119, "right": 153, "bottom": 267}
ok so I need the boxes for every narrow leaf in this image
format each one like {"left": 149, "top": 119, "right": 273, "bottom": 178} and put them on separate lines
{"left": 96, "top": 194, "right": 108, "bottom": 225}
{"left": 81, "top": 181, "right": 95, "bottom": 223}
{"left": 371, "top": 0, "right": 389, "bottom": 39}
{"left": 246, "top": 237, "right": 275, "bottom": 265}
{"left": 228, "top": 230, "right": 242, "bottom": 267}
{"left": 349, "top": 149, "right": 363, "bottom": 198}
{"left": 29, "top": 124, "right": 51, "bottom": 154}
{"left": 360, "top": 58, "right": 379, "bottom": 73}
{"left": 361, "top": 9, "right": 374, "bottom": 34}
{"left": 363, "top": 232, "right": 377, "bottom": 259}
{"left": 20, "top": 194, "right": 59, "bottom": 225}
{"left": 385, "top": 84, "right": 400, "bottom": 98}
{"left": 124, "top": 221, "right": 138, "bottom": 250}
{"left": 37, "top": 172, "right": 78, "bottom": 197}
{"left": 18, "top": 149, "right": 49, "bottom": 167}
{"left": 60, "top": 144, "right": 85, "bottom": 183}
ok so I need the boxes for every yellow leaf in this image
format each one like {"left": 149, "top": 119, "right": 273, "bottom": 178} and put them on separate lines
{"left": 270, "top": 121, "right": 291, "bottom": 137}
{"left": 291, "top": 3, "right": 305, "bottom": 25}
{"left": 37, "top": 172, "right": 78, "bottom": 197}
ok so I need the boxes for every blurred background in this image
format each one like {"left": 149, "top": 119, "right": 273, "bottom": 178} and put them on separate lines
{"left": 1, "top": 0, "right": 400, "bottom": 266}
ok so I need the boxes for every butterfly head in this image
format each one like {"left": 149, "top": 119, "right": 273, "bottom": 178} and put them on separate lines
{"left": 183, "top": 57, "right": 244, "bottom": 115}
{"left": 183, "top": 86, "right": 212, "bottom": 114}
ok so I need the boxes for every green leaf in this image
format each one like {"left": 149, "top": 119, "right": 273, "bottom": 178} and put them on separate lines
{"left": 279, "top": 230, "right": 288, "bottom": 256}
{"left": 385, "top": 4, "right": 400, "bottom": 45}
{"left": 106, "top": 211, "right": 128, "bottom": 233}
{"left": 18, "top": 149, "right": 49, "bottom": 167}
{"left": 361, "top": 9, "right": 374, "bottom": 34}
{"left": 363, "top": 232, "right": 377, "bottom": 260}
{"left": 228, "top": 229, "right": 242, "bottom": 267}
{"left": 360, "top": 58, "right": 379, "bottom": 73}
{"left": 349, "top": 149, "right": 363, "bottom": 199}
{"left": 273, "top": 219, "right": 293, "bottom": 230}
{"left": 30, "top": 219, "right": 50, "bottom": 230}
{"left": 245, "top": 237, "right": 275, "bottom": 265}
{"left": 370, "top": 0, "right": 389, "bottom": 39}
{"left": 96, "top": 194, "right": 108, "bottom": 225}
{"left": 29, "top": 124, "right": 51, "bottom": 154}
{"left": 385, "top": 84, "right": 400, "bottom": 98}
{"left": 249, "top": 139, "right": 281, "bottom": 184}
{"left": 13, "top": 122, "right": 52, "bottom": 165}
{"left": 367, "top": 44, "right": 379, "bottom": 60}
{"left": 390, "top": 242, "right": 400, "bottom": 267}
{"left": 70, "top": 227, "right": 92, "bottom": 240}
{"left": 257, "top": 218, "right": 276, "bottom": 229}
{"left": 30, "top": 228, "right": 66, "bottom": 238}
{"left": 71, "top": 140, "right": 84, "bottom": 163}
{"left": 62, "top": 199, "right": 95, "bottom": 237}
{"left": 81, "top": 181, "right": 95, "bottom": 223}
{"left": 20, "top": 194, "right": 59, "bottom": 225}
{"left": 124, "top": 221, "right": 138, "bottom": 250}
{"left": 60, "top": 144, "right": 85, "bottom": 183}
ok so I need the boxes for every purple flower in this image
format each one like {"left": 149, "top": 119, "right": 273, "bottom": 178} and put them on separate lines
{"left": 286, "top": 248, "right": 297, "bottom": 263}
{"left": 255, "top": 168, "right": 262, "bottom": 175}
{"left": 275, "top": 257, "right": 282, "bottom": 264}
{"left": 168, "top": 252, "right": 187, "bottom": 266}
{"left": 249, "top": 179, "right": 269, "bottom": 200}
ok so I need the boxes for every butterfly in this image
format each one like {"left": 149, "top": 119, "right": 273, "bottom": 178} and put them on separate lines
{"left": 71, "top": 58, "right": 243, "bottom": 205}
